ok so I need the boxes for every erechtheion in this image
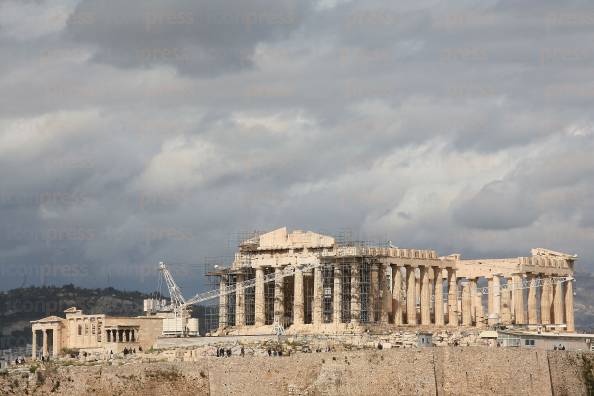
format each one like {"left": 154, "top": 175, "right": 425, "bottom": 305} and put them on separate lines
{"left": 30, "top": 307, "right": 163, "bottom": 359}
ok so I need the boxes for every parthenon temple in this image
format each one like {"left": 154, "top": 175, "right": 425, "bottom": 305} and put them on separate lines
{"left": 213, "top": 228, "right": 577, "bottom": 334}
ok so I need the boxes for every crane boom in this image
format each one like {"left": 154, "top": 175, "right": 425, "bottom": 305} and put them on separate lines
{"left": 184, "top": 262, "right": 320, "bottom": 306}
{"left": 159, "top": 261, "right": 186, "bottom": 311}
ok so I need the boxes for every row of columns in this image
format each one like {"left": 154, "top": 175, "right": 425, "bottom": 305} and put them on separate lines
{"left": 221, "top": 263, "right": 460, "bottom": 328}
{"left": 31, "top": 327, "right": 59, "bottom": 359}
{"left": 106, "top": 329, "right": 136, "bottom": 343}
{"left": 398, "top": 266, "right": 457, "bottom": 326}
{"left": 219, "top": 265, "right": 575, "bottom": 332}
{"left": 221, "top": 262, "right": 385, "bottom": 328}
{"left": 455, "top": 274, "right": 574, "bottom": 331}
{"left": 510, "top": 274, "right": 574, "bottom": 331}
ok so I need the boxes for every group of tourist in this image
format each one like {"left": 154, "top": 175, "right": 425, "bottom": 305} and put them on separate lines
{"left": 105, "top": 345, "right": 142, "bottom": 359}
{"left": 216, "top": 346, "right": 245, "bottom": 357}
{"left": 267, "top": 348, "right": 285, "bottom": 356}
{"left": 122, "top": 347, "right": 138, "bottom": 355}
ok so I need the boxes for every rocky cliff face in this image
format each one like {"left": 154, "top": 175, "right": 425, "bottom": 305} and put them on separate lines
{"left": 1, "top": 349, "right": 593, "bottom": 395}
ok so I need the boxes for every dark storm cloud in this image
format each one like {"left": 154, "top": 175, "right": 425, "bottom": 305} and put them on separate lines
{"left": 66, "top": 0, "right": 314, "bottom": 76}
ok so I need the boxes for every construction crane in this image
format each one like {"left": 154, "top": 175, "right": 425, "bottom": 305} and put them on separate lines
{"left": 154, "top": 262, "right": 201, "bottom": 336}
{"left": 158, "top": 261, "right": 187, "bottom": 317}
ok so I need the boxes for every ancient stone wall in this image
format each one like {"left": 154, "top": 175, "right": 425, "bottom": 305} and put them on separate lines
{"left": 547, "top": 351, "right": 594, "bottom": 396}
{"left": 2, "top": 349, "right": 593, "bottom": 395}
{"left": 434, "top": 348, "right": 553, "bottom": 395}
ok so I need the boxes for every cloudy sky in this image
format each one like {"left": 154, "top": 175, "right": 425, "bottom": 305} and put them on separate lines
{"left": 1, "top": 0, "right": 593, "bottom": 295}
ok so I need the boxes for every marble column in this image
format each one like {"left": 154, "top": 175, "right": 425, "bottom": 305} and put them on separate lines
{"left": 255, "top": 268, "right": 265, "bottom": 326}
{"left": 448, "top": 269, "right": 458, "bottom": 326}
{"left": 469, "top": 278, "right": 477, "bottom": 324}
{"left": 350, "top": 262, "right": 361, "bottom": 324}
{"left": 406, "top": 266, "right": 417, "bottom": 325}
{"left": 74, "top": 319, "right": 80, "bottom": 348}
{"left": 434, "top": 267, "right": 444, "bottom": 326}
{"left": 218, "top": 275, "right": 228, "bottom": 328}
{"left": 540, "top": 277, "right": 551, "bottom": 325}
{"left": 380, "top": 264, "right": 390, "bottom": 324}
{"left": 31, "top": 330, "right": 37, "bottom": 360}
{"left": 487, "top": 277, "right": 494, "bottom": 319}
{"left": 52, "top": 326, "right": 59, "bottom": 356}
{"left": 553, "top": 278, "right": 564, "bottom": 325}
{"left": 294, "top": 268, "right": 304, "bottom": 325}
{"left": 420, "top": 266, "right": 431, "bottom": 325}
{"left": 462, "top": 281, "right": 472, "bottom": 326}
{"left": 235, "top": 273, "right": 245, "bottom": 327}
{"left": 493, "top": 275, "right": 501, "bottom": 324}
{"left": 512, "top": 274, "right": 525, "bottom": 325}
{"left": 313, "top": 266, "right": 323, "bottom": 325}
{"left": 333, "top": 265, "right": 342, "bottom": 324}
{"left": 393, "top": 265, "right": 403, "bottom": 325}
{"left": 500, "top": 283, "right": 512, "bottom": 325}
{"left": 565, "top": 279, "right": 575, "bottom": 332}
{"left": 42, "top": 329, "right": 48, "bottom": 357}
{"left": 415, "top": 274, "right": 421, "bottom": 315}
{"left": 474, "top": 279, "right": 485, "bottom": 328}
{"left": 509, "top": 277, "right": 515, "bottom": 318}
{"left": 527, "top": 274, "right": 538, "bottom": 325}
{"left": 549, "top": 279, "right": 555, "bottom": 323}
{"left": 370, "top": 263, "right": 379, "bottom": 323}
{"left": 274, "top": 267, "right": 285, "bottom": 325}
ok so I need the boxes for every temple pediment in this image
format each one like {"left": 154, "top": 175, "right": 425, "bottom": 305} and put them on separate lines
{"left": 31, "top": 315, "right": 64, "bottom": 324}
{"left": 257, "top": 227, "right": 335, "bottom": 250}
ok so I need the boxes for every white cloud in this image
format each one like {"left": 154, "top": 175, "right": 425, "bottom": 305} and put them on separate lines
{"left": 0, "top": 0, "right": 79, "bottom": 41}
{"left": 0, "top": 110, "right": 99, "bottom": 158}
{"left": 137, "top": 136, "right": 218, "bottom": 191}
